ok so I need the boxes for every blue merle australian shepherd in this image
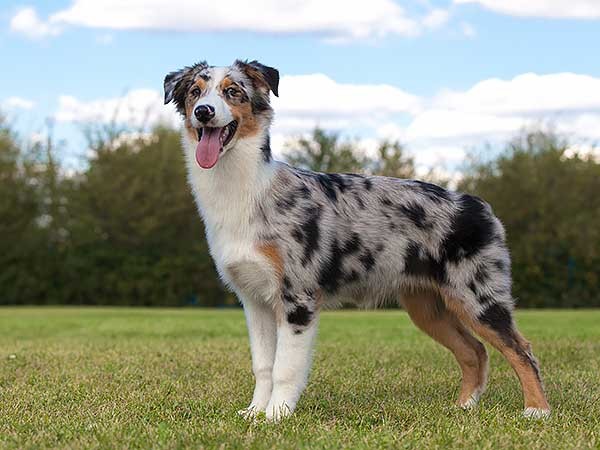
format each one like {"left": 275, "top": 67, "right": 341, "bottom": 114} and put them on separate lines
{"left": 163, "top": 60, "right": 550, "bottom": 421}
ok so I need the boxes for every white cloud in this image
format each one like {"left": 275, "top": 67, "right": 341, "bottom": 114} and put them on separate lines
{"left": 2, "top": 96, "right": 36, "bottom": 110}
{"left": 435, "top": 73, "right": 600, "bottom": 116}
{"left": 454, "top": 0, "right": 600, "bottom": 19}
{"left": 9, "top": 7, "right": 62, "bottom": 39}
{"left": 402, "top": 73, "right": 600, "bottom": 147}
{"left": 563, "top": 143, "right": 600, "bottom": 162}
{"left": 388, "top": 72, "right": 600, "bottom": 173}
{"left": 556, "top": 113, "right": 600, "bottom": 140}
{"left": 422, "top": 8, "right": 451, "bottom": 29}
{"left": 9, "top": 1, "right": 452, "bottom": 41}
{"left": 54, "top": 89, "right": 178, "bottom": 128}
{"left": 406, "top": 109, "right": 528, "bottom": 141}
{"left": 272, "top": 74, "right": 420, "bottom": 134}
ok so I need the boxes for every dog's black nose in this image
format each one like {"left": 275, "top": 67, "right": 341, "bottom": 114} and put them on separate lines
{"left": 194, "top": 104, "right": 215, "bottom": 123}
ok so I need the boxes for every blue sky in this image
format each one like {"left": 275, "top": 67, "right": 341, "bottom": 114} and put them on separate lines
{"left": 2, "top": 0, "right": 600, "bottom": 174}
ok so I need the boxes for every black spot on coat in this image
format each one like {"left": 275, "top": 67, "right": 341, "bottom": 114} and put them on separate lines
{"left": 314, "top": 173, "right": 350, "bottom": 203}
{"left": 494, "top": 259, "right": 507, "bottom": 272}
{"left": 413, "top": 180, "right": 452, "bottom": 203}
{"left": 403, "top": 242, "right": 446, "bottom": 283}
{"left": 260, "top": 135, "right": 272, "bottom": 163}
{"left": 318, "top": 234, "right": 363, "bottom": 293}
{"left": 359, "top": 249, "right": 376, "bottom": 272}
{"left": 478, "top": 303, "right": 514, "bottom": 340}
{"left": 441, "top": 194, "right": 496, "bottom": 263}
{"left": 397, "top": 202, "right": 431, "bottom": 230}
{"left": 287, "top": 304, "right": 312, "bottom": 327}
{"left": 296, "top": 207, "right": 321, "bottom": 264}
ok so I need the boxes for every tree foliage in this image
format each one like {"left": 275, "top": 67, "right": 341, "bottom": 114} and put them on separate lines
{"left": 459, "top": 130, "right": 600, "bottom": 307}
{"left": 285, "top": 128, "right": 416, "bottom": 178}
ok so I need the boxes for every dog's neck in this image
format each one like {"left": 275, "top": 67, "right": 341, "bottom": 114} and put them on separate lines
{"left": 183, "top": 129, "right": 276, "bottom": 236}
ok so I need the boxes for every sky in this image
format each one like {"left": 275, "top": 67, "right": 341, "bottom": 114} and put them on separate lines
{"left": 2, "top": 0, "right": 600, "bottom": 175}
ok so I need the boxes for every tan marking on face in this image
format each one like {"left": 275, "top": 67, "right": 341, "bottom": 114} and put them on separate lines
{"left": 184, "top": 119, "right": 197, "bottom": 141}
{"left": 194, "top": 78, "right": 207, "bottom": 91}
{"left": 257, "top": 242, "right": 284, "bottom": 278}
{"left": 218, "top": 76, "right": 260, "bottom": 139}
{"left": 229, "top": 101, "right": 259, "bottom": 139}
{"left": 184, "top": 78, "right": 208, "bottom": 119}
{"left": 219, "top": 76, "right": 234, "bottom": 91}
{"left": 185, "top": 96, "right": 195, "bottom": 119}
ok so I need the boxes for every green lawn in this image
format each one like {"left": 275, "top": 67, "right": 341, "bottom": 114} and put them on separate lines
{"left": 0, "top": 308, "right": 599, "bottom": 449}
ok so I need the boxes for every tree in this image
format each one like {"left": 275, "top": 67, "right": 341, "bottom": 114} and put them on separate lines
{"left": 369, "top": 140, "right": 415, "bottom": 178}
{"left": 0, "top": 114, "right": 49, "bottom": 303}
{"left": 285, "top": 128, "right": 367, "bottom": 173}
{"left": 61, "top": 125, "right": 227, "bottom": 306}
{"left": 285, "top": 128, "right": 417, "bottom": 179}
{"left": 459, "top": 130, "right": 600, "bottom": 307}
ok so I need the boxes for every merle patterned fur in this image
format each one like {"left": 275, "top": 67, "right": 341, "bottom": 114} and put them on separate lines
{"left": 263, "top": 169, "right": 513, "bottom": 332}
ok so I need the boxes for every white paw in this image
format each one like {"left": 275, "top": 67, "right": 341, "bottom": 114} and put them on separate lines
{"left": 237, "top": 405, "right": 262, "bottom": 420}
{"left": 265, "top": 400, "right": 293, "bottom": 422}
{"left": 459, "top": 394, "right": 480, "bottom": 410}
{"left": 459, "top": 388, "right": 483, "bottom": 410}
{"left": 523, "top": 407, "right": 551, "bottom": 419}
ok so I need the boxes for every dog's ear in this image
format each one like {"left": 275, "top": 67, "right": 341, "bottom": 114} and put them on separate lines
{"left": 236, "top": 60, "right": 279, "bottom": 97}
{"left": 164, "top": 69, "right": 186, "bottom": 105}
{"left": 164, "top": 62, "right": 208, "bottom": 114}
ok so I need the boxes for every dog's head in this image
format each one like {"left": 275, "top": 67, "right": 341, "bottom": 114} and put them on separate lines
{"left": 164, "top": 60, "right": 279, "bottom": 169}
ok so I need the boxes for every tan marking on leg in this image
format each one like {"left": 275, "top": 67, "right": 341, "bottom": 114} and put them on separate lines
{"left": 256, "top": 242, "right": 284, "bottom": 278}
{"left": 440, "top": 291, "right": 550, "bottom": 413}
{"left": 402, "top": 290, "right": 488, "bottom": 407}
{"left": 471, "top": 322, "right": 550, "bottom": 411}
{"left": 256, "top": 242, "right": 285, "bottom": 325}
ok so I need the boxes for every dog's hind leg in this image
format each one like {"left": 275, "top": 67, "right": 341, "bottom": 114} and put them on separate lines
{"left": 402, "top": 290, "right": 488, "bottom": 408}
{"left": 442, "top": 293, "right": 551, "bottom": 418}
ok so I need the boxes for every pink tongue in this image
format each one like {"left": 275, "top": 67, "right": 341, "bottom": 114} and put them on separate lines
{"left": 196, "top": 127, "right": 223, "bottom": 169}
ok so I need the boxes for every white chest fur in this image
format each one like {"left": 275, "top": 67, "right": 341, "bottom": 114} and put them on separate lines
{"left": 182, "top": 131, "right": 279, "bottom": 300}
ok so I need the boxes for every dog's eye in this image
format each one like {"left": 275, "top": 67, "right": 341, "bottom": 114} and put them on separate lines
{"left": 225, "top": 87, "right": 240, "bottom": 97}
{"left": 191, "top": 87, "right": 201, "bottom": 97}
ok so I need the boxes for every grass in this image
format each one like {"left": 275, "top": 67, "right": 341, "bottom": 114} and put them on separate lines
{"left": 0, "top": 308, "right": 599, "bottom": 449}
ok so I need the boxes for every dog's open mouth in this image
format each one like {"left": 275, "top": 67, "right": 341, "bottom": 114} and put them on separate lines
{"left": 195, "top": 120, "right": 238, "bottom": 169}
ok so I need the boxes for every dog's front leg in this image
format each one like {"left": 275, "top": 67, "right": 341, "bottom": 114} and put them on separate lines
{"left": 266, "top": 314, "right": 319, "bottom": 422}
{"left": 238, "top": 298, "right": 277, "bottom": 419}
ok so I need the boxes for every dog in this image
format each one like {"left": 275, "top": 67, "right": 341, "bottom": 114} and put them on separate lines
{"left": 163, "top": 60, "right": 550, "bottom": 421}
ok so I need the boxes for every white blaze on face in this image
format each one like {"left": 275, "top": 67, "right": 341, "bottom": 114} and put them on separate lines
{"left": 190, "top": 67, "right": 234, "bottom": 129}
{"left": 191, "top": 67, "right": 239, "bottom": 169}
